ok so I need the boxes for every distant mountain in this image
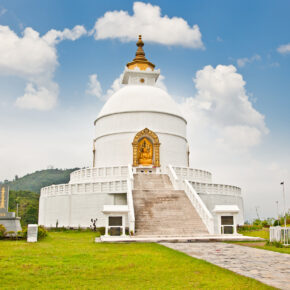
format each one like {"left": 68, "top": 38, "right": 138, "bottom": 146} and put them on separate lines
{"left": 4, "top": 168, "right": 79, "bottom": 194}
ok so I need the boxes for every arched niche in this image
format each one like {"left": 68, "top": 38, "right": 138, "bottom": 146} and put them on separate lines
{"left": 132, "top": 128, "right": 160, "bottom": 167}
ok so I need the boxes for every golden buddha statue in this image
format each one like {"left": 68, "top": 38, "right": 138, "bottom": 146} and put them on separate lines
{"left": 138, "top": 138, "right": 153, "bottom": 165}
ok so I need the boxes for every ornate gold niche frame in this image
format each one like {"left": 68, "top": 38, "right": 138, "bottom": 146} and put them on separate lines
{"left": 132, "top": 128, "right": 160, "bottom": 167}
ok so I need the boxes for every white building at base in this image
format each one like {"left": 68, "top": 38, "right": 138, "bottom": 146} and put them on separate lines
{"left": 39, "top": 36, "right": 244, "bottom": 236}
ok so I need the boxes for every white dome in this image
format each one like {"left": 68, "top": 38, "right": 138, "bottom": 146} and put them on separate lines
{"left": 97, "top": 85, "right": 184, "bottom": 120}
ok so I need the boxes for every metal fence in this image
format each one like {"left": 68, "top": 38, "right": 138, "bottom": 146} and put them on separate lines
{"left": 269, "top": 226, "right": 290, "bottom": 245}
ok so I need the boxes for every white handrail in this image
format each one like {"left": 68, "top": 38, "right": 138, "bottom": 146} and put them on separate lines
{"left": 184, "top": 180, "right": 214, "bottom": 234}
{"left": 167, "top": 165, "right": 214, "bottom": 234}
{"left": 127, "top": 164, "right": 135, "bottom": 234}
{"left": 167, "top": 164, "right": 181, "bottom": 190}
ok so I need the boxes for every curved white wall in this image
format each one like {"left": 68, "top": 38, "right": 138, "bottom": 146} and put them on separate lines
{"left": 39, "top": 192, "right": 128, "bottom": 228}
{"left": 198, "top": 193, "right": 244, "bottom": 228}
{"left": 94, "top": 111, "right": 188, "bottom": 168}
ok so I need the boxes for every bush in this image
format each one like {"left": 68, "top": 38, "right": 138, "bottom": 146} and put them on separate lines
{"left": 237, "top": 224, "right": 263, "bottom": 232}
{"left": 38, "top": 226, "right": 48, "bottom": 240}
{"left": 95, "top": 231, "right": 101, "bottom": 238}
{"left": 266, "top": 240, "right": 284, "bottom": 248}
{"left": 0, "top": 224, "right": 6, "bottom": 239}
{"left": 261, "top": 220, "right": 268, "bottom": 227}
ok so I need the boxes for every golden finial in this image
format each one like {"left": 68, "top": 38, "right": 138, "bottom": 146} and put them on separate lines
{"left": 127, "top": 35, "right": 155, "bottom": 71}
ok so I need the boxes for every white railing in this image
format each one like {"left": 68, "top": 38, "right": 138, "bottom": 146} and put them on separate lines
{"left": 69, "top": 166, "right": 128, "bottom": 184}
{"left": 41, "top": 180, "right": 127, "bottom": 197}
{"left": 127, "top": 164, "right": 135, "bottom": 234}
{"left": 184, "top": 180, "right": 214, "bottom": 234}
{"left": 167, "top": 165, "right": 214, "bottom": 234}
{"left": 270, "top": 226, "right": 289, "bottom": 245}
{"left": 167, "top": 165, "right": 182, "bottom": 190}
{"left": 172, "top": 166, "right": 212, "bottom": 183}
{"left": 189, "top": 181, "right": 241, "bottom": 196}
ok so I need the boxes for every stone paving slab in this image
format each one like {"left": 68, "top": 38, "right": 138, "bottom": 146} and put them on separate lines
{"left": 162, "top": 242, "right": 290, "bottom": 290}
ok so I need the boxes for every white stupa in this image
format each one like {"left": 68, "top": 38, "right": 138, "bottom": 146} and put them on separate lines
{"left": 39, "top": 36, "right": 244, "bottom": 236}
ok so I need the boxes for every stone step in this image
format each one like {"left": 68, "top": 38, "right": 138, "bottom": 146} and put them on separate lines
{"left": 133, "top": 174, "right": 174, "bottom": 190}
{"left": 132, "top": 173, "right": 208, "bottom": 236}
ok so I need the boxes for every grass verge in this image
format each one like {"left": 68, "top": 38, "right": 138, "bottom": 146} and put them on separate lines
{"left": 237, "top": 229, "right": 290, "bottom": 254}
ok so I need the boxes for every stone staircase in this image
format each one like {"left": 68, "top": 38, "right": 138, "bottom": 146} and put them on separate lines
{"left": 133, "top": 174, "right": 209, "bottom": 236}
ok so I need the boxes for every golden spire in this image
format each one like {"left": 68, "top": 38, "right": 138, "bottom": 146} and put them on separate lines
{"left": 127, "top": 35, "right": 155, "bottom": 71}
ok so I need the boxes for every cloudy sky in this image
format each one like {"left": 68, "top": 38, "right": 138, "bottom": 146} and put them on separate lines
{"left": 0, "top": 0, "right": 289, "bottom": 220}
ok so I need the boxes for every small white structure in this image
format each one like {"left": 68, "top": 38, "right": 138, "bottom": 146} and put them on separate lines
{"left": 38, "top": 36, "right": 244, "bottom": 236}
{"left": 27, "top": 224, "right": 38, "bottom": 243}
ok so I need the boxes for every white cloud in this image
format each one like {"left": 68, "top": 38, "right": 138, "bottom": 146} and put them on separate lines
{"left": 104, "top": 73, "right": 124, "bottom": 100}
{"left": 277, "top": 43, "right": 290, "bottom": 54}
{"left": 0, "top": 25, "right": 86, "bottom": 110}
{"left": 155, "top": 75, "right": 167, "bottom": 91}
{"left": 0, "top": 7, "right": 7, "bottom": 16}
{"left": 86, "top": 74, "right": 102, "bottom": 99}
{"left": 216, "top": 36, "right": 223, "bottom": 42}
{"left": 237, "top": 54, "right": 261, "bottom": 67}
{"left": 92, "top": 2, "right": 204, "bottom": 49}
{"left": 15, "top": 82, "right": 58, "bottom": 110}
{"left": 178, "top": 64, "right": 290, "bottom": 220}
{"left": 180, "top": 64, "right": 268, "bottom": 151}
{"left": 43, "top": 25, "right": 87, "bottom": 45}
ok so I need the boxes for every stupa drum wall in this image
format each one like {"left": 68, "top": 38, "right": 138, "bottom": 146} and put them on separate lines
{"left": 94, "top": 111, "right": 188, "bottom": 168}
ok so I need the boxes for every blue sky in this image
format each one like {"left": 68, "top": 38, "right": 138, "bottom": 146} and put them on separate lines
{"left": 0, "top": 0, "right": 289, "bottom": 220}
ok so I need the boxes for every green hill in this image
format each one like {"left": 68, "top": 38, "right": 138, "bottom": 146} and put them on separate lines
{"left": 8, "top": 190, "right": 39, "bottom": 226}
{"left": 6, "top": 168, "right": 79, "bottom": 194}
{"left": 0, "top": 168, "right": 79, "bottom": 227}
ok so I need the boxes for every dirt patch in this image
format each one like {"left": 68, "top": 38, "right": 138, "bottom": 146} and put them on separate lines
{"left": 235, "top": 242, "right": 266, "bottom": 247}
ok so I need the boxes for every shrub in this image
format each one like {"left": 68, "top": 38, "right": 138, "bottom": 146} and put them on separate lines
{"left": 95, "top": 231, "right": 101, "bottom": 238}
{"left": 0, "top": 224, "right": 6, "bottom": 239}
{"left": 22, "top": 226, "right": 28, "bottom": 239}
{"left": 237, "top": 224, "right": 263, "bottom": 232}
{"left": 38, "top": 226, "right": 48, "bottom": 240}
{"left": 97, "top": 227, "right": 105, "bottom": 235}
{"left": 261, "top": 220, "right": 268, "bottom": 227}
{"left": 253, "top": 219, "right": 262, "bottom": 226}
{"left": 266, "top": 240, "right": 283, "bottom": 248}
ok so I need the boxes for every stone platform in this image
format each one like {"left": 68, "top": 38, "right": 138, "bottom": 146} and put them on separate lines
{"left": 98, "top": 235, "right": 264, "bottom": 243}
{"left": 0, "top": 216, "right": 22, "bottom": 233}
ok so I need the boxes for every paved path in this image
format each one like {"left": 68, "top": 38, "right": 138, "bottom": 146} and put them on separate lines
{"left": 162, "top": 242, "right": 290, "bottom": 289}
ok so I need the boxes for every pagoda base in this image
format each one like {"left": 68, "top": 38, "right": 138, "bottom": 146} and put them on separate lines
{"left": 0, "top": 217, "right": 22, "bottom": 233}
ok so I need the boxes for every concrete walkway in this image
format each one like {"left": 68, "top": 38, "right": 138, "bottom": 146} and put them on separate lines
{"left": 99, "top": 235, "right": 264, "bottom": 243}
{"left": 162, "top": 242, "right": 290, "bottom": 290}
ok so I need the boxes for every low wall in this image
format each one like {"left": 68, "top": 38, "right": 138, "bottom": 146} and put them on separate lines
{"left": 69, "top": 166, "right": 128, "bottom": 184}
{"left": 172, "top": 167, "right": 212, "bottom": 183}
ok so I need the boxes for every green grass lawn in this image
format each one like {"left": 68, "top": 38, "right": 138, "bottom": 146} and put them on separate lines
{"left": 238, "top": 229, "right": 290, "bottom": 254}
{"left": 0, "top": 232, "right": 273, "bottom": 289}
{"left": 239, "top": 229, "right": 270, "bottom": 239}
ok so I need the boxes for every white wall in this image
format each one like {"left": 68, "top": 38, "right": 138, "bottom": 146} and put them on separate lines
{"left": 38, "top": 192, "right": 124, "bottom": 228}
{"left": 94, "top": 111, "right": 188, "bottom": 168}
{"left": 199, "top": 193, "right": 244, "bottom": 226}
